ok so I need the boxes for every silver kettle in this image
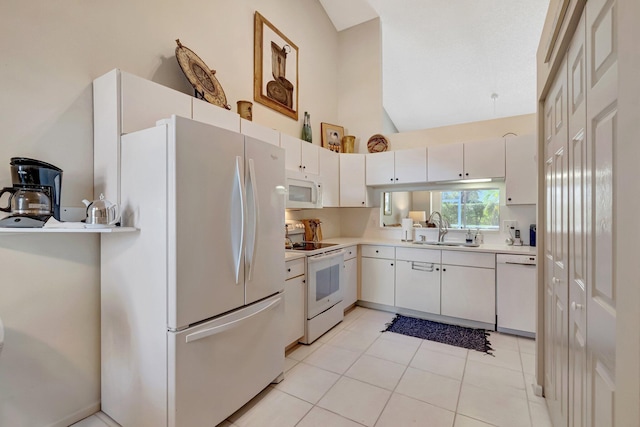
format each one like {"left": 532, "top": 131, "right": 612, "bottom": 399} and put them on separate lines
{"left": 82, "top": 193, "right": 120, "bottom": 226}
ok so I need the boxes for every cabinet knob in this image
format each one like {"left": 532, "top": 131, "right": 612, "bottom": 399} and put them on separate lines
{"left": 442, "top": 268, "right": 447, "bottom": 272}
{"left": 375, "top": 250, "right": 379, "bottom": 253}
{"left": 571, "top": 301, "right": 584, "bottom": 311}
{"left": 395, "top": 178, "right": 398, "bottom": 181}
{"left": 362, "top": 201, "right": 365, "bottom": 205}
{"left": 303, "top": 165, "right": 306, "bottom": 169}
{"left": 459, "top": 173, "right": 462, "bottom": 177}
{"left": 465, "top": 173, "right": 469, "bottom": 176}
{"left": 436, "top": 267, "right": 440, "bottom": 271}
{"left": 390, "top": 178, "right": 393, "bottom": 182}
{"left": 287, "top": 268, "right": 291, "bottom": 272}
{"left": 508, "top": 197, "right": 512, "bottom": 201}
{"left": 390, "top": 263, "right": 394, "bottom": 266}
{"left": 299, "top": 165, "right": 302, "bottom": 169}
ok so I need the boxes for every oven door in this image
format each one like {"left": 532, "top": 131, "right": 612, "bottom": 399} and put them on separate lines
{"left": 306, "top": 249, "right": 344, "bottom": 319}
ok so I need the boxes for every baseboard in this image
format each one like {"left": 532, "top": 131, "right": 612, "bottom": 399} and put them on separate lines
{"left": 47, "top": 401, "right": 101, "bottom": 427}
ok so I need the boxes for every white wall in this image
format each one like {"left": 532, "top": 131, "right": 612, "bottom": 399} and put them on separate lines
{"left": 0, "top": 1, "right": 339, "bottom": 425}
{"left": 338, "top": 19, "right": 384, "bottom": 153}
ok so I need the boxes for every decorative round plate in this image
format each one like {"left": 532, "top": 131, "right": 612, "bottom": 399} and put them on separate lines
{"left": 367, "top": 134, "right": 389, "bottom": 153}
{"left": 175, "top": 39, "right": 230, "bottom": 109}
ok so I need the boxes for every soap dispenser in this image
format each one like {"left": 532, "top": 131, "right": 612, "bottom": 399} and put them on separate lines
{"left": 465, "top": 229, "right": 473, "bottom": 244}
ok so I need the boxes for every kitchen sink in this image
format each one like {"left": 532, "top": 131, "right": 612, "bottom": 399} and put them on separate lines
{"left": 412, "top": 241, "right": 480, "bottom": 248}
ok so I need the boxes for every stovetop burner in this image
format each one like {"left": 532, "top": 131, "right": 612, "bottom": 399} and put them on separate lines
{"left": 290, "top": 242, "right": 338, "bottom": 251}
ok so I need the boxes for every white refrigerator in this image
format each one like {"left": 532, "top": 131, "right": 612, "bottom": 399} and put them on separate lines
{"left": 100, "top": 115, "right": 286, "bottom": 427}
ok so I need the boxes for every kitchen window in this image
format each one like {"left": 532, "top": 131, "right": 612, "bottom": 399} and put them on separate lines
{"left": 435, "top": 189, "right": 500, "bottom": 229}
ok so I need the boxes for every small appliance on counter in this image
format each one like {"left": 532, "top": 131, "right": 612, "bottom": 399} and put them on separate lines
{"left": 0, "top": 157, "right": 63, "bottom": 228}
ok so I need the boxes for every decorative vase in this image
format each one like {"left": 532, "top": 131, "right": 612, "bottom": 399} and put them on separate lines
{"left": 342, "top": 135, "right": 355, "bottom": 153}
{"left": 237, "top": 100, "right": 253, "bottom": 121}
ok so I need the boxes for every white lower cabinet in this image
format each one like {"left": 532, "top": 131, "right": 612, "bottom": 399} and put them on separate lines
{"left": 341, "top": 246, "right": 358, "bottom": 311}
{"left": 284, "top": 258, "right": 305, "bottom": 347}
{"left": 395, "top": 248, "right": 441, "bottom": 314}
{"left": 440, "top": 264, "right": 495, "bottom": 324}
{"left": 360, "top": 245, "right": 395, "bottom": 306}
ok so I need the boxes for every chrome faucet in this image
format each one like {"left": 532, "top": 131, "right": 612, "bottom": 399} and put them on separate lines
{"left": 428, "top": 211, "right": 449, "bottom": 242}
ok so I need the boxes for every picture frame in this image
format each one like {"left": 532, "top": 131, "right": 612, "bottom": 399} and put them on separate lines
{"left": 254, "top": 12, "right": 299, "bottom": 120}
{"left": 321, "top": 122, "right": 344, "bottom": 153}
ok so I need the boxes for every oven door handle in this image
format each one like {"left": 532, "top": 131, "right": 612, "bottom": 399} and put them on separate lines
{"left": 307, "top": 249, "right": 345, "bottom": 263}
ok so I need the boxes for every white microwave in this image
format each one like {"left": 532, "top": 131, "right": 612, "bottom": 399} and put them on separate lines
{"left": 285, "top": 173, "right": 322, "bottom": 209}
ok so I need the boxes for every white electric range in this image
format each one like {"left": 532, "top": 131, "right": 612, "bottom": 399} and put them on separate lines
{"left": 286, "top": 221, "right": 344, "bottom": 344}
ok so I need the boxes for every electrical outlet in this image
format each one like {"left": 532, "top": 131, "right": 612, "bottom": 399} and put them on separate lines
{"left": 503, "top": 220, "right": 518, "bottom": 233}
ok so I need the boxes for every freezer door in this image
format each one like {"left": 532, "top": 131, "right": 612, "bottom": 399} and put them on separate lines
{"left": 167, "top": 293, "right": 284, "bottom": 427}
{"left": 169, "top": 116, "right": 246, "bottom": 330}
{"left": 244, "top": 136, "right": 286, "bottom": 304}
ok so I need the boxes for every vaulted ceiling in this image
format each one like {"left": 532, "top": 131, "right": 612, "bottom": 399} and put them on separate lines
{"left": 320, "top": 0, "right": 549, "bottom": 132}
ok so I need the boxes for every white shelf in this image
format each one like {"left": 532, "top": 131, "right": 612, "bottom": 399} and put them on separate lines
{"left": 0, "top": 227, "right": 137, "bottom": 234}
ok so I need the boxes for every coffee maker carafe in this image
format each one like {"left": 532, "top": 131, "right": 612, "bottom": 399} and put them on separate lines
{"left": 0, "top": 157, "right": 63, "bottom": 228}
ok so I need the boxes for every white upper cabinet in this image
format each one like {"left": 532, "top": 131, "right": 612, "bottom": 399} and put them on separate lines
{"left": 463, "top": 138, "right": 505, "bottom": 179}
{"left": 119, "top": 70, "right": 192, "bottom": 135}
{"left": 280, "top": 134, "right": 320, "bottom": 175}
{"left": 319, "top": 148, "right": 339, "bottom": 207}
{"left": 365, "top": 151, "right": 394, "bottom": 185}
{"left": 239, "top": 119, "right": 279, "bottom": 146}
{"left": 505, "top": 134, "right": 537, "bottom": 205}
{"left": 427, "top": 143, "right": 464, "bottom": 182}
{"left": 191, "top": 98, "right": 240, "bottom": 132}
{"left": 427, "top": 139, "right": 505, "bottom": 182}
{"left": 366, "top": 148, "right": 427, "bottom": 186}
{"left": 340, "top": 153, "right": 367, "bottom": 207}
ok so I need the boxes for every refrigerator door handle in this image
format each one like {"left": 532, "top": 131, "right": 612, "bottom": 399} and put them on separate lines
{"left": 233, "top": 156, "right": 245, "bottom": 285}
{"left": 184, "top": 297, "right": 281, "bottom": 343}
{"left": 247, "top": 158, "right": 260, "bottom": 282}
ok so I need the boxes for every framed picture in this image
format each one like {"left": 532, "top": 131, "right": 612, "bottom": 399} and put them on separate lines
{"left": 254, "top": 12, "right": 299, "bottom": 120}
{"left": 321, "top": 122, "right": 344, "bottom": 153}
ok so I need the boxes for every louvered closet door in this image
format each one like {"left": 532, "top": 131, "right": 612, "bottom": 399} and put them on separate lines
{"left": 585, "top": 0, "right": 618, "bottom": 424}
{"left": 567, "top": 13, "right": 588, "bottom": 427}
{"left": 544, "top": 53, "right": 570, "bottom": 427}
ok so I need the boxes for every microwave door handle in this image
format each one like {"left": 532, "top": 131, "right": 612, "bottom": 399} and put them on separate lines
{"left": 247, "top": 158, "right": 259, "bottom": 282}
{"left": 233, "top": 156, "right": 245, "bottom": 285}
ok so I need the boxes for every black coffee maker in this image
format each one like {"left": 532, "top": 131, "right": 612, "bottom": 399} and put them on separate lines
{"left": 0, "top": 157, "right": 63, "bottom": 228}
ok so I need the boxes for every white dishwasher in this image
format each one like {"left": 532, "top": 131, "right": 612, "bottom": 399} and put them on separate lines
{"left": 496, "top": 254, "right": 537, "bottom": 338}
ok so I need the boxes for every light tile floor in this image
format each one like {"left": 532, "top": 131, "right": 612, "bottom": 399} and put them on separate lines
{"left": 75, "top": 306, "right": 552, "bottom": 427}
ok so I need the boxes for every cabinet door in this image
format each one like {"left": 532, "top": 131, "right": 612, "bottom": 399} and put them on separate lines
{"left": 341, "top": 257, "right": 358, "bottom": 311}
{"left": 319, "top": 148, "right": 340, "bottom": 207}
{"left": 365, "top": 151, "right": 395, "bottom": 185}
{"left": 360, "top": 257, "right": 395, "bottom": 306}
{"left": 441, "top": 265, "right": 495, "bottom": 324}
{"left": 339, "top": 154, "right": 367, "bottom": 207}
{"left": 284, "top": 275, "right": 305, "bottom": 347}
{"left": 395, "top": 259, "right": 440, "bottom": 314}
{"left": 395, "top": 148, "right": 427, "bottom": 184}
{"left": 427, "top": 143, "right": 463, "bottom": 181}
{"left": 120, "top": 71, "right": 192, "bottom": 134}
{"left": 240, "top": 119, "right": 279, "bottom": 146}
{"left": 505, "top": 135, "right": 537, "bottom": 204}
{"left": 301, "top": 142, "right": 320, "bottom": 175}
{"left": 280, "top": 133, "right": 303, "bottom": 173}
{"left": 463, "top": 138, "right": 505, "bottom": 179}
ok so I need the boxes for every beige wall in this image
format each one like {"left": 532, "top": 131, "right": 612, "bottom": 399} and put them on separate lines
{"left": 338, "top": 19, "right": 384, "bottom": 153}
{"left": 0, "top": 1, "right": 339, "bottom": 425}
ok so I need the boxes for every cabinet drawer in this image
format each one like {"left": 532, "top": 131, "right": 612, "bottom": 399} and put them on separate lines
{"left": 361, "top": 245, "right": 395, "bottom": 259}
{"left": 285, "top": 258, "right": 305, "bottom": 280}
{"left": 442, "top": 250, "right": 495, "bottom": 269}
{"left": 396, "top": 247, "right": 440, "bottom": 263}
{"left": 343, "top": 245, "right": 357, "bottom": 261}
